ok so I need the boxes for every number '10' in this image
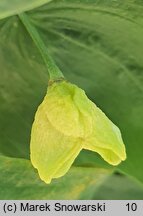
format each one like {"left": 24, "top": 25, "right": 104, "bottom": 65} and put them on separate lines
{"left": 126, "top": 203, "right": 137, "bottom": 211}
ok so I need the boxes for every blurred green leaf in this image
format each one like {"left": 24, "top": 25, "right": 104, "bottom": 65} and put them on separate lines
{"left": 94, "top": 173, "right": 143, "bottom": 200}
{"left": 0, "top": 0, "right": 143, "bottom": 197}
{"left": 0, "top": 0, "right": 52, "bottom": 20}
{"left": 0, "top": 15, "right": 48, "bottom": 158}
{"left": 0, "top": 155, "right": 112, "bottom": 199}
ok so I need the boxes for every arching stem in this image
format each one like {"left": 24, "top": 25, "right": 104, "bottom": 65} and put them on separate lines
{"left": 19, "top": 13, "right": 64, "bottom": 81}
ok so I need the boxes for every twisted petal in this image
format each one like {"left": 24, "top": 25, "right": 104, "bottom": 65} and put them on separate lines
{"left": 83, "top": 103, "right": 126, "bottom": 165}
{"left": 42, "top": 81, "right": 94, "bottom": 138}
{"left": 30, "top": 105, "right": 83, "bottom": 184}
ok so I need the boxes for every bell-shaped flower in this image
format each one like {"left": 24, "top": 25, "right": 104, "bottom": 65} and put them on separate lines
{"left": 30, "top": 80, "right": 126, "bottom": 183}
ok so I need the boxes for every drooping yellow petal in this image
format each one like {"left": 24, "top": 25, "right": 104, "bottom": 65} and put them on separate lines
{"left": 83, "top": 103, "right": 126, "bottom": 165}
{"left": 42, "top": 81, "right": 94, "bottom": 138}
{"left": 30, "top": 80, "right": 126, "bottom": 183}
{"left": 30, "top": 105, "right": 83, "bottom": 184}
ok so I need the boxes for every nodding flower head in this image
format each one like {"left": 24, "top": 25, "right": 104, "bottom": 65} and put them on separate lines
{"left": 30, "top": 80, "right": 126, "bottom": 183}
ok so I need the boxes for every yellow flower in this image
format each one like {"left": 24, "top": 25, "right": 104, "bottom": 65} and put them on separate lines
{"left": 30, "top": 80, "right": 126, "bottom": 183}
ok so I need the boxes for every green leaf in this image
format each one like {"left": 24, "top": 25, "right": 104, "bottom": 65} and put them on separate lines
{"left": 94, "top": 173, "right": 143, "bottom": 200}
{"left": 0, "top": 0, "right": 143, "bottom": 193}
{"left": 0, "top": 155, "right": 112, "bottom": 199}
{"left": 0, "top": 0, "right": 52, "bottom": 20}
{"left": 0, "top": 15, "right": 48, "bottom": 158}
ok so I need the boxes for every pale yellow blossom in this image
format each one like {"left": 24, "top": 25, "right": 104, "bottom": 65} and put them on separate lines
{"left": 30, "top": 80, "right": 126, "bottom": 183}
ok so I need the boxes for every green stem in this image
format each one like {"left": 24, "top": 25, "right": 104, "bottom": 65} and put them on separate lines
{"left": 19, "top": 13, "right": 64, "bottom": 81}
